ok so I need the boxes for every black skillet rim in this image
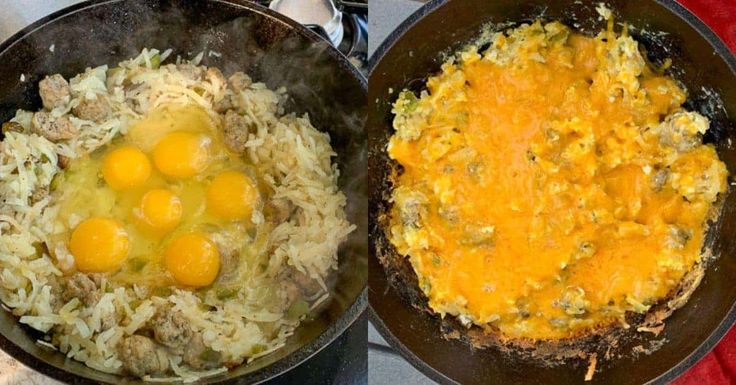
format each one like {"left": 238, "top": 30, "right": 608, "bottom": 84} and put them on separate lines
{"left": 0, "top": 0, "right": 368, "bottom": 384}
{"left": 366, "top": 0, "right": 736, "bottom": 384}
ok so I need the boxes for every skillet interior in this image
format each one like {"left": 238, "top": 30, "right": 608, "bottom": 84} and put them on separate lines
{"left": 368, "top": 0, "right": 736, "bottom": 384}
{"left": 0, "top": 0, "right": 367, "bottom": 383}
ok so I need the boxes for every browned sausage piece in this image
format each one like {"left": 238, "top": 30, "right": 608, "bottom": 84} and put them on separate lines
{"left": 150, "top": 307, "right": 192, "bottom": 349}
{"left": 213, "top": 94, "right": 236, "bottom": 113}
{"left": 31, "top": 111, "right": 78, "bottom": 142}
{"left": 62, "top": 273, "right": 100, "bottom": 307}
{"left": 118, "top": 335, "right": 169, "bottom": 377}
{"left": 39, "top": 74, "right": 71, "bottom": 110}
{"left": 73, "top": 94, "right": 111, "bottom": 122}
{"left": 222, "top": 110, "right": 252, "bottom": 154}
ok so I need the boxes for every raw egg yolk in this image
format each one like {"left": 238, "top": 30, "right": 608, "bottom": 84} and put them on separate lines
{"left": 134, "top": 189, "right": 183, "bottom": 234}
{"left": 164, "top": 233, "right": 220, "bottom": 287}
{"left": 102, "top": 146, "right": 151, "bottom": 190}
{"left": 69, "top": 217, "right": 130, "bottom": 273}
{"left": 206, "top": 171, "right": 259, "bottom": 221}
{"left": 153, "top": 132, "right": 210, "bottom": 179}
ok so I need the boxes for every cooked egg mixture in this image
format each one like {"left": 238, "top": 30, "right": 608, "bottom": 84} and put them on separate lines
{"left": 388, "top": 20, "right": 728, "bottom": 340}
{"left": 53, "top": 104, "right": 263, "bottom": 289}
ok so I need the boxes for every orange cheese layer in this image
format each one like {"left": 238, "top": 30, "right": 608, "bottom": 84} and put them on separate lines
{"left": 388, "top": 21, "right": 728, "bottom": 340}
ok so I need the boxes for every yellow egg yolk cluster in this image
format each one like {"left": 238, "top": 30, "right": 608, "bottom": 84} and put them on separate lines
{"left": 69, "top": 217, "right": 130, "bottom": 273}
{"left": 62, "top": 105, "right": 260, "bottom": 288}
{"left": 133, "top": 189, "right": 183, "bottom": 235}
{"left": 102, "top": 146, "right": 151, "bottom": 190}
{"left": 164, "top": 233, "right": 221, "bottom": 287}
{"left": 153, "top": 132, "right": 210, "bottom": 179}
{"left": 207, "top": 170, "right": 259, "bottom": 221}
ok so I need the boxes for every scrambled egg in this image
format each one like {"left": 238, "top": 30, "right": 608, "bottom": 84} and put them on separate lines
{"left": 388, "top": 20, "right": 728, "bottom": 340}
{"left": 52, "top": 104, "right": 262, "bottom": 289}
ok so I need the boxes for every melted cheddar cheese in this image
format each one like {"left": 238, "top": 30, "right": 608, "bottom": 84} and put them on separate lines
{"left": 388, "top": 20, "right": 728, "bottom": 340}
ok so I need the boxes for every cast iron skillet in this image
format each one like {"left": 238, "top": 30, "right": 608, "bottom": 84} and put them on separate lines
{"left": 0, "top": 0, "right": 367, "bottom": 383}
{"left": 368, "top": 0, "right": 736, "bottom": 384}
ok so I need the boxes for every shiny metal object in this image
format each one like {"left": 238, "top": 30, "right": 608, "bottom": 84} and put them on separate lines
{"left": 269, "top": 0, "right": 344, "bottom": 46}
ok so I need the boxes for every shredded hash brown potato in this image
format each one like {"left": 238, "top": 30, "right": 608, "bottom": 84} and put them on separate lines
{"left": 388, "top": 17, "right": 727, "bottom": 341}
{"left": 0, "top": 48, "right": 354, "bottom": 380}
